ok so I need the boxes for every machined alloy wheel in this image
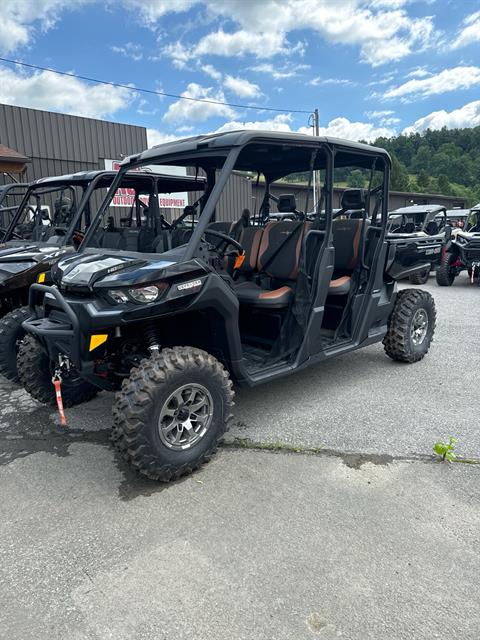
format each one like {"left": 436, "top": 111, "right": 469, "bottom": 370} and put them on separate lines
{"left": 112, "top": 347, "right": 234, "bottom": 482}
{"left": 410, "top": 308, "right": 429, "bottom": 346}
{"left": 158, "top": 383, "right": 213, "bottom": 450}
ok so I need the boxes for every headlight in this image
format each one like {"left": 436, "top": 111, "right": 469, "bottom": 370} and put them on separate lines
{"left": 128, "top": 285, "right": 160, "bottom": 303}
{"left": 108, "top": 289, "right": 129, "bottom": 303}
{"left": 107, "top": 283, "right": 167, "bottom": 305}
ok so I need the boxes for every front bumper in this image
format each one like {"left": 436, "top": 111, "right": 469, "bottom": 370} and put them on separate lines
{"left": 24, "top": 283, "right": 124, "bottom": 390}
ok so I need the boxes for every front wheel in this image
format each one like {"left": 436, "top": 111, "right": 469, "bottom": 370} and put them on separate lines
{"left": 383, "top": 289, "right": 436, "bottom": 363}
{"left": 112, "top": 346, "right": 234, "bottom": 482}
{"left": 409, "top": 268, "right": 430, "bottom": 285}
{"left": 436, "top": 252, "right": 456, "bottom": 286}
{"left": 0, "top": 306, "right": 32, "bottom": 382}
{"left": 17, "top": 335, "right": 99, "bottom": 406}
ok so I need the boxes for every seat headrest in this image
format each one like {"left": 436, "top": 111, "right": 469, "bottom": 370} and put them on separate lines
{"left": 277, "top": 194, "right": 296, "bottom": 213}
{"left": 341, "top": 189, "right": 366, "bottom": 211}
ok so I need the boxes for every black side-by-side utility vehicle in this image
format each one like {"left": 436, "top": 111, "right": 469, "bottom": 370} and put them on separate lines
{"left": 0, "top": 170, "right": 204, "bottom": 381}
{"left": 436, "top": 206, "right": 480, "bottom": 285}
{"left": 20, "top": 131, "right": 436, "bottom": 481}
{"left": 386, "top": 204, "right": 447, "bottom": 285}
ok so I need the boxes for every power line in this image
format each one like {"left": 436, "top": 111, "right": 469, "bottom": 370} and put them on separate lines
{"left": 0, "top": 57, "right": 312, "bottom": 115}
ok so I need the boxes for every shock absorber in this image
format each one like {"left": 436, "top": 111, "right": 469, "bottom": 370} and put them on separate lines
{"left": 145, "top": 323, "right": 161, "bottom": 354}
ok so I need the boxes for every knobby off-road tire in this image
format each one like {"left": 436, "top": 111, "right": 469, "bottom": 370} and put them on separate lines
{"left": 17, "top": 335, "right": 99, "bottom": 407}
{"left": 112, "top": 346, "right": 234, "bottom": 482}
{"left": 436, "top": 252, "right": 456, "bottom": 286}
{"left": 408, "top": 268, "right": 430, "bottom": 285}
{"left": 383, "top": 288, "right": 436, "bottom": 363}
{"left": 0, "top": 306, "right": 31, "bottom": 382}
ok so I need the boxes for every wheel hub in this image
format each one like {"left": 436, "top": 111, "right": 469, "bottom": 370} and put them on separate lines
{"left": 158, "top": 383, "right": 213, "bottom": 450}
{"left": 411, "top": 308, "right": 429, "bottom": 346}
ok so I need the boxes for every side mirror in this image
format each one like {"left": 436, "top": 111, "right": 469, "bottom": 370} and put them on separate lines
{"left": 444, "top": 224, "right": 452, "bottom": 241}
{"left": 41, "top": 210, "right": 50, "bottom": 221}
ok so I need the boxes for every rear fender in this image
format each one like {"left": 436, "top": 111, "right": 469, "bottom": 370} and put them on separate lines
{"left": 386, "top": 234, "right": 443, "bottom": 280}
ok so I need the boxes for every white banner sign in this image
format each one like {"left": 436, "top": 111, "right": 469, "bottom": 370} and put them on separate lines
{"left": 104, "top": 159, "right": 189, "bottom": 209}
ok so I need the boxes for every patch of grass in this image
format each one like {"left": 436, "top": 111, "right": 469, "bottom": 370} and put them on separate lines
{"left": 433, "top": 436, "right": 457, "bottom": 462}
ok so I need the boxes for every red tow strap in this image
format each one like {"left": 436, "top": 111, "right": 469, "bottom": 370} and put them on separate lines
{"left": 52, "top": 375, "right": 67, "bottom": 426}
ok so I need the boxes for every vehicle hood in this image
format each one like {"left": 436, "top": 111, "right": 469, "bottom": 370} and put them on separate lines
{"left": 0, "top": 242, "right": 67, "bottom": 263}
{"left": 0, "top": 243, "right": 69, "bottom": 283}
{"left": 54, "top": 248, "right": 205, "bottom": 290}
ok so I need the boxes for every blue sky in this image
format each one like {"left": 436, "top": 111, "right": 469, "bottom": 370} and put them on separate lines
{"left": 0, "top": 0, "right": 479, "bottom": 147}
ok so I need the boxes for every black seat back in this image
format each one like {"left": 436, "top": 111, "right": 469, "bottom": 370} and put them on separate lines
{"left": 257, "top": 221, "right": 305, "bottom": 281}
{"left": 332, "top": 219, "right": 369, "bottom": 274}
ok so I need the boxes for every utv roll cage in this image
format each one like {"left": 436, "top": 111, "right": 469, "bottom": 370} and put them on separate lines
{"left": 3, "top": 171, "right": 205, "bottom": 246}
{"left": 83, "top": 131, "right": 390, "bottom": 259}
{"left": 387, "top": 204, "right": 447, "bottom": 235}
{"left": 0, "top": 182, "right": 30, "bottom": 231}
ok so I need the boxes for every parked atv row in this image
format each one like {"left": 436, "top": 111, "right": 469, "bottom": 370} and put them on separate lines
{"left": 0, "top": 131, "right": 439, "bottom": 483}
{"left": 436, "top": 205, "right": 480, "bottom": 286}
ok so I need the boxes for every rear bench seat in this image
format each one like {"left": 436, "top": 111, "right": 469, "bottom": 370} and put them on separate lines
{"left": 233, "top": 217, "right": 369, "bottom": 307}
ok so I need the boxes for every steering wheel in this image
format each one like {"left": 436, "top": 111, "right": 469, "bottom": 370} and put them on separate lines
{"left": 203, "top": 228, "right": 245, "bottom": 269}
{"left": 204, "top": 228, "right": 243, "bottom": 253}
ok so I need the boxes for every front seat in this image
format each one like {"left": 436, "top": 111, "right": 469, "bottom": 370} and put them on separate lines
{"left": 235, "top": 221, "right": 307, "bottom": 309}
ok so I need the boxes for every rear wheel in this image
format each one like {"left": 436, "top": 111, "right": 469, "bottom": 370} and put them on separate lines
{"left": 409, "top": 268, "right": 430, "bottom": 285}
{"left": 112, "top": 346, "right": 234, "bottom": 482}
{"left": 0, "top": 306, "right": 31, "bottom": 382}
{"left": 17, "top": 335, "right": 99, "bottom": 406}
{"left": 436, "top": 252, "right": 456, "bottom": 286}
{"left": 383, "top": 289, "right": 436, "bottom": 363}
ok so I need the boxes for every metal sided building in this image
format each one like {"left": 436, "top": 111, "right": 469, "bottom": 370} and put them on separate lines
{"left": 0, "top": 103, "right": 147, "bottom": 185}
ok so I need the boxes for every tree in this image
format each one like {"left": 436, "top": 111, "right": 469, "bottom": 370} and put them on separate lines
{"left": 390, "top": 153, "right": 410, "bottom": 191}
{"left": 416, "top": 170, "right": 431, "bottom": 192}
{"left": 346, "top": 169, "right": 365, "bottom": 188}
{"left": 437, "top": 174, "right": 452, "bottom": 195}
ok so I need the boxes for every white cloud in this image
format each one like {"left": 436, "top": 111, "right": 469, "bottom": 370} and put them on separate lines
{"left": 365, "top": 110, "right": 395, "bottom": 118}
{"left": 111, "top": 42, "right": 143, "bottom": 61}
{"left": 147, "top": 128, "right": 181, "bottom": 147}
{"left": 190, "top": 29, "right": 289, "bottom": 59}
{"left": 309, "top": 77, "right": 356, "bottom": 86}
{"left": 123, "top": 0, "right": 198, "bottom": 24}
{"left": 250, "top": 63, "right": 310, "bottom": 80}
{"left": 223, "top": 75, "right": 261, "bottom": 98}
{"left": 405, "top": 66, "right": 431, "bottom": 78}
{"left": 403, "top": 100, "right": 480, "bottom": 135}
{"left": 0, "top": 65, "right": 134, "bottom": 118}
{"left": 159, "top": 1, "right": 435, "bottom": 67}
{"left": 162, "top": 82, "right": 236, "bottom": 123}
{"left": 451, "top": 10, "right": 480, "bottom": 50}
{"left": 314, "top": 116, "right": 395, "bottom": 142}
{"left": 215, "top": 112, "right": 394, "bottom": 142}
{"left": 0, "top": 0, "right": 89, "bottom": 53}
{"left": 384, "top": 66, "right": 480, "bottom": 100}
{"left": 202, "top": 64, "right": 222, "bottom": 81}
{"left": 215, "top": 114, "right": 294, "bottom": 133}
